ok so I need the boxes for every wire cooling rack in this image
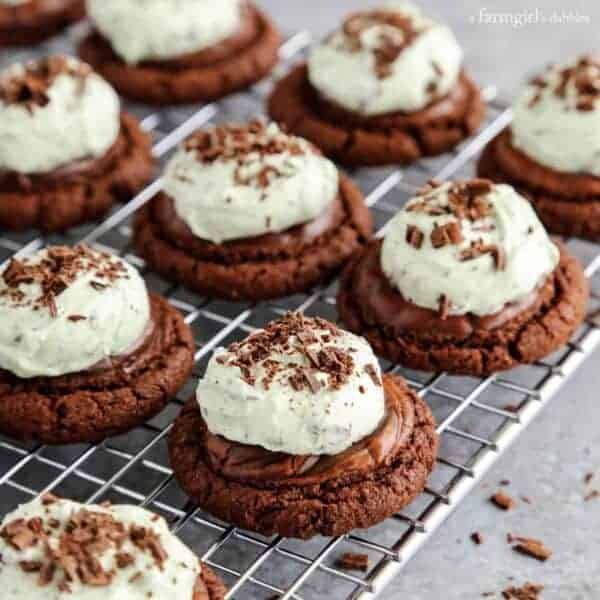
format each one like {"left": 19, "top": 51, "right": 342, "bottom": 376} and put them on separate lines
{"left": 1, "top": 23, "right": 600, "bottom": 600}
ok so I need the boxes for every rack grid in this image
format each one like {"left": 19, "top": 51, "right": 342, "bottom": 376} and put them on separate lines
{"left": 1, "top": 23, "right": 600, "bottom": 600}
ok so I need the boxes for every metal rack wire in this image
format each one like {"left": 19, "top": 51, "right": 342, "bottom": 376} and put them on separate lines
{"left": 1, "top": 23, "right": 600, "bottom": 600}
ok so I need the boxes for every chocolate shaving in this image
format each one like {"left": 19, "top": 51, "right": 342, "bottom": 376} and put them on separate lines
{"left": 405, "top": 225, "right": 424, "bottom": 249}
{"left": 342, "top": 11, "right": 423, "bottom": 79}
{"left": 184, "top": 121, "right": 310, "bottom": 191}
{"left": 220, "top": 313, "right": 356, "bottom": 394}
{"left": 68, "top": 314, "right": 87, "bottom": 322}
{"left": 1, "top": 245, "right": 128, "bottom": 317}
{"left": 471, "top": 531, "right": 484, "bottom": 545}
{"left": 1, "top": 503, "right": 175, "bottom": 590}
{"left": 304, "top": 370, "right": 322, "bottom": 394}
{"left": 511, "top": 537, "right": 552, "bottom": 562}
{"left": 430, "top": 221, "right": 464, "bottom": 248}
{"left": 335, "top": 552, "right": 370, "bottom": 572}
{"left": 364, "top": 364, "right": 382, "bottom": 387}
{"left": 0, "top": 56, "right": 90, "bottom": 110}
{"left": 461, "top": 240, "right": 506, "bottom": 270}
{"left": 491, "top": 492, "right": 515, "bottom": 510}
{"left": 502, "top": 583, "right": 544, "bottom": 600}
{"left": 438, "top": 295, "right": 451, "bottom": 320}
{"left": 535, "top": 55, "right": 600, "bottom": 112}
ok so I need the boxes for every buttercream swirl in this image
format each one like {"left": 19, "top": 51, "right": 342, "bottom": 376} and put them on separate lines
{"left": 511, "top": 55, "right": 600, "bottom": 176}
{"left": 307, "top": 3, "right": 463, "bottom": 116}
{"left": 0, "top": 495, "right": 201, "bottom": 600}
{"left": 0, "top": 56, "right": 120, "bottom": 175}
{"left": 162, "top": 121, "right": 339, "bottom": 244}
{"left": 197, "top": 312, "right": 385, "bottom": 456}
{"left": 380, "top": 179, "right": 560, "bottom": 317}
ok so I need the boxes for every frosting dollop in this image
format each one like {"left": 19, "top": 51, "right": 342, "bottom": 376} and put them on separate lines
{"left": 0, "top": 495, "right": 201, "bottom": 600}
{"left": 307, "top": 3, "right": 463, "bottom": 116}
{"left": 0, "top": 245, "right": 151, "bottom": 379}
{"left": 0, "top": 56, "right": 120, "bottom": 175}
{"left": 511, "top": 55, "right": 600, "bottom": 176}
{"left": 197, "top": 312, "right": 385, "bottom": 456}
{"left": 380, "top": 179, "right": 560, "bottom": 317}
{"left": 86, "top": 0, "right": 244, "bottom": 64}
{"left": 162, "top": 121, "right": 339, "bottom": 244}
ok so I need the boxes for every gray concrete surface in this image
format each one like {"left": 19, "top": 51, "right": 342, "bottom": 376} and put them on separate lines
{"left": 255, "top": 2, "right": 600, "bottom": 598}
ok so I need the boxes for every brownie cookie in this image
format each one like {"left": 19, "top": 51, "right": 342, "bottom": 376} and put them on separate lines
{"left": 0, "top": 494, "right": 227, "bottom": 599}
{"left": 0, "top": 56, "right": 154, "bottom": 233}
{"left": 269, "top": 5, "right": 485, "bottom": 166}
{"left": 337, "top": 179, "right": 589, "bottom": 376}
{"left": 0, "top": 245, "right": 194, "bottom": 444}
{"left": 169, "top": 313, "right": 438, "bottom": 539}
{"left": 0, "top": 0, "right": 84, "bottom": 46}
{"left": 79, "top": 0, "right": 280, "bottom": 105}
{"left": 478, "top": 56, "right": 600, "bottom": 241}
{"left": 134, "top": 121, "right": 373, "bottom": 301}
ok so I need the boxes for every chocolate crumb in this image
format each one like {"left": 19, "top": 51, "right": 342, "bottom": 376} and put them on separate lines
{"left": 511, "top": 537, "right": 552, "bottom": 562}
{"left": 304, "top": 370, "right": 322, "bottom": 394}
{"left": 335, "top": 552, "right": 370, "bottom": 572}
{"left": 502, "top": 583, "right": 544, "bottom": 600}
{"left": 116, "top": 552, "right": 136, "bottom": 569}
{"left": 364, "top": 364, "right": 382, "bottom": 387}
{"left": 491, "top": 492, "right": 516, "bottom": 511}
{"left": 406, "top": 224, "right": 424, "bottom": 249}
{"left": 584, "top": 472, "right": 594, "bottom": 484}
{"left": 471, "top": 531, "right": 484, "bottom": 545}
{"left": 584, "top": 490, "right": 600, "bottom": 502}
{"left": 68, "top": 314, "right": 87, "bottom": 322}
{"left": 430, "top": 221, "right": 464, "bottom": 248}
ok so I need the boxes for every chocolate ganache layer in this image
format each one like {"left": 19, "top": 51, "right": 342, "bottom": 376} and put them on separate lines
{"left": 202, "top": 374, "right": 415, "bottom": 487}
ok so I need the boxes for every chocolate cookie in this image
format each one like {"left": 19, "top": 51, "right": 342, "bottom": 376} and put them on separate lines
{"left": 79, "top": 4, "right": 281, "bottom": 105}
{"left": 0, "top": 0, "right": 84, "bottom": 46}
{"left": 0, "top": 113, "right": 154, "bottom": 233}
{"left": 169, "top": 374, "right": 438, "bottom": 539}
{"left": 478, "top": 129, "right": 600, "bottom": 241}
{"left": 268, "top": 64, "right": 485, "bottom": 167}
{"left": 133, "top": 175, "right": 373, "bottom": 301}
{"left": 0, "top": 293, "right": 194, "bottom": 444}
{"left": 337, "top": 240, "right": 589, "bottom": 376}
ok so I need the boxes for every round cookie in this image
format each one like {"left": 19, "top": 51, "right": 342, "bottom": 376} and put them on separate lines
{"left": 337, "top": 180, "right": 589, "bottom": 376}
{"left": 79, "top": 0, "right": 281, "bottom": 105}
{"left": 269, "top": 5, "right": 485, "bottom": 166}
{"left": 0, "top": 495, "right": 227, "bottom": 599}
{"left": 0, "top": 245, "right": 194, "bottom": 444}
{"left": 169, "top": 313, "right": 438, "bottom": 539}
{"left": 478, "top": 56, "right": 600, "bottom": 241}
{"left": 0, "top": 0, "right": 84, "bottom": 47}
{"left": 134, "top": 121, "right": 373, "bottom": 301}
{"left": 0, "top": 56, "right": 154, "bottom": 233}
